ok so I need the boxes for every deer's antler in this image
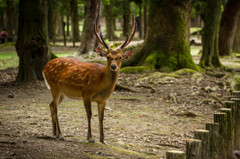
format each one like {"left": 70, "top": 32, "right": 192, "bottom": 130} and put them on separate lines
{"left": 94, "top": 14, "right": 109, "bottom": 49}
{"left": 119, "top": 15, "right": 137, "bottom": 49}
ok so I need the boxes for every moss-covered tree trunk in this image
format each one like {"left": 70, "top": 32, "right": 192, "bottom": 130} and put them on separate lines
{"left": 122, "top": 0, "right": 198, "bottom": 72}
{"left": 77, "top": 0, "right": 101, "bottom": 55}
{"left": 15, "top": 0, "right": 49, "bottom": 82}
{"left": 233, "top": 16, "right": 240, "bottom": 53}
{"left": 70, "top": 0, "right": 80, "bottom": 45}
{"left": 122, "top": 0, "right": 130, "bottom": 36}
{"left": 104, "top": 0, "right": 116, "bottom": 41}
{"left": 199, "top": 0, "right": 222, "bottom": 68}
{"left": 219, "top": 0, "right": 240, "bottom": 56}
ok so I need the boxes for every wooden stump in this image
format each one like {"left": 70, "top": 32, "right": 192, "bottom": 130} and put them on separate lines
{"left": 214, "top": 113, "right": 227, "bottom": 159}
{"left": 194, "top": 129, "right": 210, "bottom": 159}
{"left": 220, "top": 108, "right": 233, "bottom": 158}
{"left": 205, "top": 123, "right": 219, "bottom": 159}
{"left": 166, "top": 150, "right": 185, "bottom": 159}
{"left": 230, "top": 98, "right": 240, "bottom": 149}
{"left": 186, "top": 139, "right": 201, "bottom": 159}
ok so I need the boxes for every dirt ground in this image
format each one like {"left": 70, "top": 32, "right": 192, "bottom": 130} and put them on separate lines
{"left": 0, "top": 46, "right": 236, "bottom": 159}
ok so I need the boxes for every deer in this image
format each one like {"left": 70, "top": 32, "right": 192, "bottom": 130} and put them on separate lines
{"left": 42, "top": 14, "right": 136, "bottom": 143}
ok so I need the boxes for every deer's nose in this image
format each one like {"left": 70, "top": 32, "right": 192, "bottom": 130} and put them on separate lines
{"left": 111, "top": 65, "right": 117, "bottom": 70}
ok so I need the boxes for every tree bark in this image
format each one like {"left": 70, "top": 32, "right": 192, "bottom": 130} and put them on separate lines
{"left": 0, "top": 7, "right": 4, "bottom": 29}
{"left": 15, "top": 0, "right": 49, "bottom": 82}
{"left": 77, "top": 0, "right": 101, "bottom": 55}
{"left": 219, "top": 0, "right": 240, "bottom": 56}
{"left": 67, "top": 14, "right": 70, "bottom": 36}
{"left": 233, "top": 15, "right": 240, "bottom": 53}
{"left": 48, "top": 0, "right": 58, "bottom": 43}
{"left": 199, "top": 0, "right": 222, "bottom": 68}
{"left": 122, "top": 0, "right": 130, "bottom": 36}
{"left": 138, "top": 1, "right": 143, "bottom": 38}
{"left": 70, "top": 0, "right": 80, "bottom": 45}
{"left": 104, "top": 0, "right": 116, "bottom": 41}
{"left": 6, "top": 0, "right": 14, "bottom": 37}
{"left": 143, "top": 1, "right": 148, "bottom": 39}
{"left": 122, "top": 0, "right": 198, "bottom": 72}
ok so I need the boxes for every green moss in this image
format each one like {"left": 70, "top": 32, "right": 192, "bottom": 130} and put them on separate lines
{"left": 174, "top": 68, "right": 199, "bottom": 76}
{"left": 121, "top": 66, "right": 152, "bottom": 73}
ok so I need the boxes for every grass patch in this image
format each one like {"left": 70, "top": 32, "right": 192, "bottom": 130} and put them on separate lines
{"left": 0, "top": 51, "right": 18, "bottom": 70}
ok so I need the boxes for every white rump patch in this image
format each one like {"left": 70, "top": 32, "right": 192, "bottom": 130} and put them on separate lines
{"left": 42, "top": 71, "right": 50, "bottom": 90}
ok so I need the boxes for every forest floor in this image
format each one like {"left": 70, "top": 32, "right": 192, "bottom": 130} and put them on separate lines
{"left": 0, "top": 44, "right": 240, "bottom": 158}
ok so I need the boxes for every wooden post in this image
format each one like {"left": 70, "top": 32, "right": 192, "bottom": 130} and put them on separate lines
{"left": 220, "top": 108, "right": 233, "bottom": 158}
{"left": 230, "top": 98, "right": 240, "bottom": 149}
{"left": 205, "top": 123, "right": 219, "bottom": 159}
{"left": 194, "top": 129, "right": 210, "bottom": 159}
{"left": 214, "top": 113, "right": 227, "bottom": 159}
{"left": 166, "top": 150, "right": 185, "bottom": 159}
{"left": 186, "top": 139, "right": 201, "bottom": 159}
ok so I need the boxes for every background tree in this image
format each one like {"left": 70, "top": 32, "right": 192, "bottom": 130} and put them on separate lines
{"left": 123, "top": 0, "right": 198, "bottom": 72}
{"left": 16, "top": 0, "right": 49, "bottom": 82}
{"left": 6, "top": 0, "right": 14, "bottom": 37}
{"left": 70, "top": 0, "right": 80, "bottom": 47}
{"left": 0, "top": 1, "right": 6, "bottom": 29}
{"left": 143, "top": 0, "right": 148, "bottom": 38}
{"left": 48, "top": 0, "right": 58, "bottom": 43}
{"left": 218, "top": 0, "right": 240, "bottom": 56}
{"left": 199, "top": 0, "right": 222, "bottom": 68}
{"left": 103, "top": 0, "right": 116, "bottom": 41}
{"left": 77, "top": 0, "right": 101, "bottom": 55}
{"left": 122, "top": 0, "right": 130, "bottom": 36}
{"left": 233, "top": 15, "right": 240, "bottom": 53}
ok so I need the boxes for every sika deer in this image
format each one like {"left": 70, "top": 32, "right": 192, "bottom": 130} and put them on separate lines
{"left": 42, "top": 14, "right": 136, "bottom": 143}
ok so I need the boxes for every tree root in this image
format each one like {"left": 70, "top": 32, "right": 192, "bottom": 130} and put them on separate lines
{"left": 136, "top": 85, "right": 157, "bottom": 93}
{"left": 115, "top": 84, "right": 138, "bottom": 92}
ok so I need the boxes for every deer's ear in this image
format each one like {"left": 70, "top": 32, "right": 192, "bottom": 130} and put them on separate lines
{"left": 96, "top": 47, "right": 107, "bottom": 57}
{"left": 122, "top": 50, "right": 134, "bottom": 59}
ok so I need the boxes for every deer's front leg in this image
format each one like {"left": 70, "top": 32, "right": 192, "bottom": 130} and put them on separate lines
{"left": 97, "top": 102, "right": 106, "bottom": 143}
{"left": 84, "top": 99, "right": 94, "bottom": 143}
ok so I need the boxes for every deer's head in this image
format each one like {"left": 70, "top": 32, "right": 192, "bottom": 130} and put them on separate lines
{"left": 94, "top": 14, "right": 136, "bottom": 72}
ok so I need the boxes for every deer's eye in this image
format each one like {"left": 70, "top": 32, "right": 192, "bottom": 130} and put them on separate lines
{"left": 119, "top": 57, "right": 122, "bottom": 60}
{"left": 107, "top": 57, "right": 110, "bottom": 59}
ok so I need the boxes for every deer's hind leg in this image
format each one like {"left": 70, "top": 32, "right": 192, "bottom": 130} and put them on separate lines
{"left": 50, "top": 89, "right": 64, "bottom": 140}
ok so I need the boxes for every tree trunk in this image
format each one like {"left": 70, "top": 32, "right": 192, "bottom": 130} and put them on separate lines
{"left": 122, "top": 0, "right": 198, "bottom": 72}
{"left": 219, "top": 0, "right": 240, "bottom": 56}
{"left": 122, "top": 0, "right": 130, "bottom": 36}
{"left": 233, "top": 15, "right": 240, "bottom": 53}
{"left": 143, "top": 1, "right": 148, "bottom": 39}
{"left": 48, "top": 0, "right": 57, "bottom": 43}
{"left": 67, "top": 14, "right": 70, "bottom": 36}
{"left": 6, "top": 0, "right": 14, "bottom": 37}
{"left": 138, "top": 1, "right": 142, "bottom": 38}
{"left": 15, "top": 0, "right": 49, "bottom": 82}
{"left": 77, "top": 0, "right": 101, "bottom": 55}
{"left": 104, "top": 0, "right": 116, "bottom": 41}
{"left": 70, "top": 0, "right": 80, "bottom": 45}
{"left": 199, "top": 0, "right": 222, "bottom": 68}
